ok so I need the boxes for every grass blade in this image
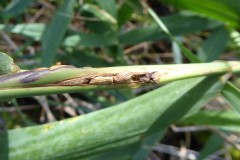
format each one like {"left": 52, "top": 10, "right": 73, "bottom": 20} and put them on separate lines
{"left": 161, "top": 0, "right": 240, "bottom": 28}
{"left": 180, "top": 110, "right": 240, "bottom": 132}
{"left": 120, "top": 14, "right": 222, "bottom": 45}
{"left": 145, "top": 75, "right": 224, "bottom": 135}
{"left": 198, "top": 133, "right": 223, "bottom": 160}
{"left": 198, "top": 26, "right": 229, "bottom": 62}
{"left": 94, "top": 0, "right": 117, "bottom": 19}
{"left": 2, "top": 0, "right": 37, "bottom": 19}
{"left": 142, "top": 2, "right": 201, "bottom": 63}
{"left": 0, "top": 75, "right": 226, "bottom": 160}
{"left": 133, "top": 130, "right": 166, "bottom": 160}
{"left": 63, "top": 32, "right": 118, "bottom": 47}
{"left": 41, "top": 0, "right": 75, "bottom": 67}
{"left": 81, "top": 3, "right": 117, "bottom": 25}
{"left": 0, "top": 23, "right": 45, "bottom": 41}
{"left": 222, "top": 82, "right": 240, "bottom": 114}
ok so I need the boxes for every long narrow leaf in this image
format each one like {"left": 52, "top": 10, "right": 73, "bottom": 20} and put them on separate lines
{"left": 94, "top": 0, "right": 117, "bottom": 19}
{"left": 120, "top": 13, "right": 222, "bottom": 45}
{"left": 142, "top": 2, "right": 201, "bottom": 63}
{"left": 180, "top": 110, "right": 240, "bottom": 132}
{"left": 2, "top": 0, "right": 37, "bottom": 19}
{"left": 198, "top": 133, "right": 223, "bottom": 160}
{"left": 222, "top": 82, "right": 240, "bottom": 114}
{"left": 0, "top": 23, "right": 45, "bottom": 41}
{"left": 0, "top": 76, "right": 226, "bottom": 160}
{"left": 41, "top": 0, "right": 75, "bottom": 67}
{"left": 133, "top": 130, "right": 166, "bottom": 160}
{"left": 161, "top": 0, "right": 240, "bottom": 28}
{"left": 198, "top": 26, "right": 229, "bottom": 62}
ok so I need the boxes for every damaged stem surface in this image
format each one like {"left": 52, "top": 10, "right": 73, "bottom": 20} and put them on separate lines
{"left": 56, "top": 71, "right": 160, "bottom": 86}
{"left": 0, "top": 61, "right": 240, "bottom": 89}
{"left": 0, "top": 61, "right": 240, "bottom": 99}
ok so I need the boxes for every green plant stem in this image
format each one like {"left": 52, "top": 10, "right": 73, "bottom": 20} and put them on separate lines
{"left": 0, "top": 61, "right": 239, "bottom": 99}
{"left": 0, "top": 85, "right": 120, "bottom": 99}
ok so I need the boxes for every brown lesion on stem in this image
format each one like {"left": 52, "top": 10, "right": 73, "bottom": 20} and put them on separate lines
{"left": 54, "top": 71, "right": 161, "bottom": 86}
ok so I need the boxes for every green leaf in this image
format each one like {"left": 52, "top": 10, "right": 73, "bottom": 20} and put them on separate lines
{"left": 143, "top": 2, "right": 201, "bottom": 63}
{"left": 120, "top": 13, "right": 222, "bottom": 45}
{"left": 198, "top": 133, "right": 223, "bottom": 160}
{"left": 0, "top": 75, "right": 225, "bottom": 159}
{"left": 161, "top": 0, "right": 240, "bottom": 28}
{"left": 94, "top": 0, "right": 117, "bottom": 19}
{"left": 0, "top": 0, "right": 8, "bottom": 7}
{"left": 0, "top": 23, "right": 118, "bottom": 47}
{"left": 117, "top": 0, "right": 137, "bottom": 27}
{"left": 222, "top": 82, "right": 240, "bottom": 114}
{"left": 63, "top": 32, "right": 118, "bottom": 47}
{"left": 145, "top": 76, "right": 223, "bottom": 135}
{"left": 198, "top": 26, "right": 229, "bottom": 62}
{"left": 0, "top": 52, "right": 19, "bottom": 75}
{"left": 2, "top": 0, "right": 37, "bottom": 19}
{"left": 0, "top": 23, "right": 45, "bottom": 41}
{"left": 81, "top": 3, "right": 117, "bottom": 25}
{"left": 133, "top": 130, "right": 166, "bottom": 160}
{"left": 41, "top": 0, "right": 75, "bottom": 67}
{"left": 180, "top": 110, "right": 240, "bottom": 132}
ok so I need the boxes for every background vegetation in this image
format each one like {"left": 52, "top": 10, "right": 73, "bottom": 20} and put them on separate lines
{"left": 0, "top": 0, "right": 240, "bottom": 159}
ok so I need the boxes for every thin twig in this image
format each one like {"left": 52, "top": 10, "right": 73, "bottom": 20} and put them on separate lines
{"left": 171, "top": 125, "right": 210, "bottom": 132}
{"left": 34, "top": 96, "right": 56, "bottom": 122}
{"left": 0, "top": 30, "right": 19, "bottom": 51}
{"left": 29, "top": 7, "right": 46, "bottom": 22}
{"left": 149, "top": 143, "right": 225, "bottom": 160}
{"left": 0, "top": 105, "right": 39, "bottom": 112}
{"left": 172, "top": 125, "right": 240, "bottom": 151}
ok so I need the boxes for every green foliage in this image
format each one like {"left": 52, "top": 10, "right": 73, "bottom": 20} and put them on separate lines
{"left": 0, "top": 52, "right": 19, "bottom": 75}
{"left": 161, "top": 0, "right": 240, "bottom": 28}
{"left": 2, "top": 0, "right": 37, "bottom": 19}
{"left": 0, "top": 76, "right": 225, "bottom": 160}
{"left": 180, "top": 110, "right": 240, "bottom": 132}
{"left": 198, "top": 26, "right": 229, "bottom": 62}
{"left": 0, "top": 52, "right": 14, "bottom": 75}
{"left": 41, "top": 0, "right": 75, "bottom": 67}
{"left": 222, "top": 82, "right": 240, "bottom": 114}
{"left": 1, "top": 0, "right": 240, "bottom": 159}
